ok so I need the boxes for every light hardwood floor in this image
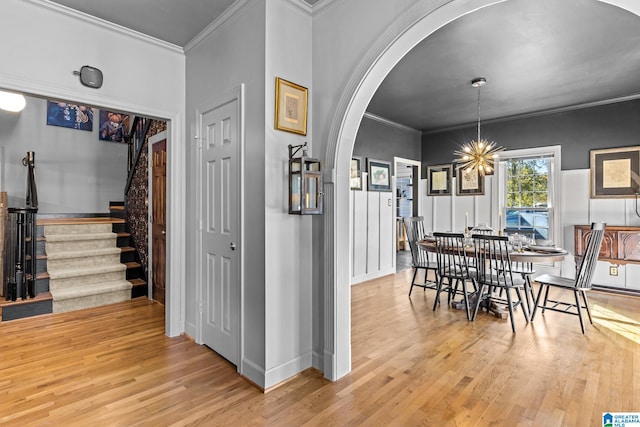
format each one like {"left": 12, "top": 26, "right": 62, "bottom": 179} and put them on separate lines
{"left": 1, "top": 269, "right": 639, "bottom": 426}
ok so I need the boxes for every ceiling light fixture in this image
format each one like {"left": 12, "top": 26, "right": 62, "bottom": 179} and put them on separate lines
{"left": 0, "top": 90, "right": 26, "bottom": 112}
{"left": 453, "top": 77, "right": 503, "bottom": 175}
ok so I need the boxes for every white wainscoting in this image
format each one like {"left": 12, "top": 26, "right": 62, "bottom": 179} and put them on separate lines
{"left": 416, "top": 169, "right": 640, "bottom": 291}
{"left": 350, "top": 190, "right": 395, "bottom": 284}
{"left": 350, "top": 169, "right": 639, "bottom": 290}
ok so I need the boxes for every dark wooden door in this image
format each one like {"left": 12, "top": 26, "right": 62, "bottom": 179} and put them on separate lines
{"left": 152, "top": 139, "right": 167, "bottom": 305}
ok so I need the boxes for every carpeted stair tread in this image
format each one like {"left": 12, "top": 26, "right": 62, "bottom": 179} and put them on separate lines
{"left": 44, "top": 223, "right": 114, "bottom": 235}
{"left": 47, "top": 262, "right": 127, "bottom": 280}
{"left": 49, "top": 269, "right": 126, "bottom": 290}
{"left": 43, "top": 219, "right": 135, "bottom": 314}
{"left": 45, "top": 232, "right": 116, "bottom": 242}
{"left": 46, "top": 247, "right": 122, "bottom": 260}
{"left": 52, "top": 290, "right": 131, "bottom": 313}
{"left": 50, "top": 280, "right": 132, "bottom": 301}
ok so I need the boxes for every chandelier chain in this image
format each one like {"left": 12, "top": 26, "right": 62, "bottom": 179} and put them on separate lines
{"left": 476, "top": 85, "right": 481, "bottom": 142}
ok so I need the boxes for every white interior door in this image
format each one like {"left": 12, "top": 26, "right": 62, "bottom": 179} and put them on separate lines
{"left": 200, "top": 98, "right": 240, "bottom": 365}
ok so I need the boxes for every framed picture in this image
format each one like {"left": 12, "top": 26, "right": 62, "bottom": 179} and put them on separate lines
{"left": 46, "top": 100, "right": 93, "bottom": 131}
{"left": 274, "top": 77, "right": 308, "bottom": 135}
{"left": 350, "top": 156, "right": 363, "bottom": 190}
{"left": 456, "top": 166, "right": 484, "bottom": 196}
{"left": 427, "top": 164, "right": 452, "bottom": 196}
{"left": 99, "top": 110, "right": 130, "bottom": 143}
{"left": 590, "top": 146, "right": 640, "bottom": 198}
{"left": 367, "top": 158, "right": 392, "bottom": 192}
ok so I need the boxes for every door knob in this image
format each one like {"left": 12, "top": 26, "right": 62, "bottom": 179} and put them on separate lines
{"left": 230, "top": 242, "right": 236, "bottom": 251}
{"left": 161, "top": 230, "right": 166, "bottom": 235}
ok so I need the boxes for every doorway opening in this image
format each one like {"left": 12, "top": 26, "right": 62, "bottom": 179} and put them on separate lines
{"left": 394, "top": 157, "right": 421, "bottom": 272}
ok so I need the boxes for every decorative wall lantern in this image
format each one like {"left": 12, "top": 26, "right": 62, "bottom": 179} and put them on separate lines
{"left": 288, "top": 142, "right": 323, "bottom": 215}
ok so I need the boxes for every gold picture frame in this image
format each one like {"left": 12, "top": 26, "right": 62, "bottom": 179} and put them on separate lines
{"left": 590, "top": 146, "right": 640, "bottom": 198}
{"left": 274, "top": 77, "right": 308, "bottom": 135}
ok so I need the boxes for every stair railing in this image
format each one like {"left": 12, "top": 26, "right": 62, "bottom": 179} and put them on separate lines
{"left": 125, "top": 116, "right": 151, "bottom": 196}
{"left": 123, "top": 117, "right": 152, "bottom": 288}
{"left": 4, "top": 151, "right": 38, "bottom": 301}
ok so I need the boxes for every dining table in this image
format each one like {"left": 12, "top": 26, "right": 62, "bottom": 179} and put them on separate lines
{"left": 417, "top": 236, "right": 569, "bottom": 317}
{"left": 417, "top": 237, "right": 568, "bottom": 263}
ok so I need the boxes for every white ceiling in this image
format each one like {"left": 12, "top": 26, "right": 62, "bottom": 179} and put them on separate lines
{"left": 47, "top": 0, "right": 640, "bottom": 132}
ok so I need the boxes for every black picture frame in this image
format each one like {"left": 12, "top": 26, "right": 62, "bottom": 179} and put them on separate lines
{"left": 427, "top": 164, "right": 453, "bottom": 196}
{"left": 456, "top": 166, "right": 484, "bottom": 196}
{"left": 590, "top": 146, "right": 640, "bottom": 198}
{"left": 367, "top": 158, "right": 392, "bottom": 192}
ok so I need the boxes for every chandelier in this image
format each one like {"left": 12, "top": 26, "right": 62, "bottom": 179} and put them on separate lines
{"left": 454, "top": 77, "right": 503, "bottom": 175}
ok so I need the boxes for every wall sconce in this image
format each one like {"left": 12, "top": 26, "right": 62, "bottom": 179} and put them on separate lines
{"left": 288, "top": 142, "right": 323, "bottom": 215}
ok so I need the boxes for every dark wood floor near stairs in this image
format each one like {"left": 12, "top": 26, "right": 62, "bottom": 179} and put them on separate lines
{"left": 1, "top": 270, "right": 639, "bottom": 425}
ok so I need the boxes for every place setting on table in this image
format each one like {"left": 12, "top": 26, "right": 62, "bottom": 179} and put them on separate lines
{"left": 506, "top": 234, "right": 568, "bottom": 263}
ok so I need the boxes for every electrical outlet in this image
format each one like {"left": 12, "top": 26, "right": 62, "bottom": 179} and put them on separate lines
{"left": 609, "top": 266, "right": 618, "bottom": 276}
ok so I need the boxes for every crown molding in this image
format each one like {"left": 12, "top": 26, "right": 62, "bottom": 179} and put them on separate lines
{"left": 422, "top": 92, "right": 640, "bottom": 135}
{"left": 311, "top": 0, "right": 342, "bottom": 16}
{"left": 283, "top": 0, "right": 313, "bottom": 15}
{"left": 31, "top": 0, "right": 184, "bottom": 54}
{"left": 184, "top": 0, "right": 254, "bottom": 52}
{"left": 363, "top": 111, "right": 421, "bottom": 135}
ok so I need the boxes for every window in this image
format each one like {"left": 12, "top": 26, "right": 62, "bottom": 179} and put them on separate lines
{"left": 496, "top": 146, "right": 560, "bottom": 244}
{"left": 503, "top": 157, "right": 551, "bottom": 240}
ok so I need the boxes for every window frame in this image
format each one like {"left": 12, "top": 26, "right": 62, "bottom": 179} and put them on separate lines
{"left": 493, "top": 145, "right": 562, "bottom": 246}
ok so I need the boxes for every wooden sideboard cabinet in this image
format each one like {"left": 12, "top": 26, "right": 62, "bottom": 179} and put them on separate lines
{"left": 574, "top": 224, "right": 640, "bottom": 265}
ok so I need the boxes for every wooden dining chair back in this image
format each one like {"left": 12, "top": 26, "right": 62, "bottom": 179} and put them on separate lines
{"left": 471, "top": 234, "right": 529, "bottom": 333}
{"left": 432, "top": 232, "right": 475, "bottom": 319}
{"left": 531, "top": 222, "right": 606, "bottom": 333}
{"left": 403, "top": 217, "right": 438, "bottom": 296}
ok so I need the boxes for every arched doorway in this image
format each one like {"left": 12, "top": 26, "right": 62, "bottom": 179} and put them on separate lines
{"left": 322, "top": 0, "right": 640, "bottom": 381}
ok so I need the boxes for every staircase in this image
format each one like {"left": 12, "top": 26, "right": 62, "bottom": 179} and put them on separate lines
{"left": 45, "top": 221, "right": 132, "bottom": 313}
{"left": 1, "top": 205, "right": 146, "bottom": 321}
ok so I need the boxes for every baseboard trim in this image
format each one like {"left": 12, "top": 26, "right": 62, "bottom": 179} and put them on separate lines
{"left": 351, "top": 267, "right": 396, "bottom": 285}
{"left": 264, "top": 352, "right": 313, "bottom": 390}
{"left": 241, "top": 357, "right": 265, "bottom": 390}
{"left": 592, "top": 284, "right": 640, "bottom": 297}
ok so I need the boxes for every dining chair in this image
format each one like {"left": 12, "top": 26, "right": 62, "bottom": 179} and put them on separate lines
{"left": 403, "top": 217, "right": 438, "bottom": 296}
{"left": 531, "top": 222, "right": 606, "bottom": 333}
{"left": 471, "top": 233, "right": 530, "bottom": 333}
{"left": 433, "top": 232, "right": 476, "bottom": 319}
{"left": 511, "top": 261, "right": 536, "bottom": 313}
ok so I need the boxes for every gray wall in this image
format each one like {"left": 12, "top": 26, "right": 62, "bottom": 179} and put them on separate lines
{"left": 185, "top": 0, "right": 268, "bottom": 386}
{"left": 0, "top": 95, "right": 128, "bottom": 213}
{"left": 421, "top": 98, "right": 640, "bottom": 173}
{"left": 354, "top": 116, "right": 422, "bottom": 175}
